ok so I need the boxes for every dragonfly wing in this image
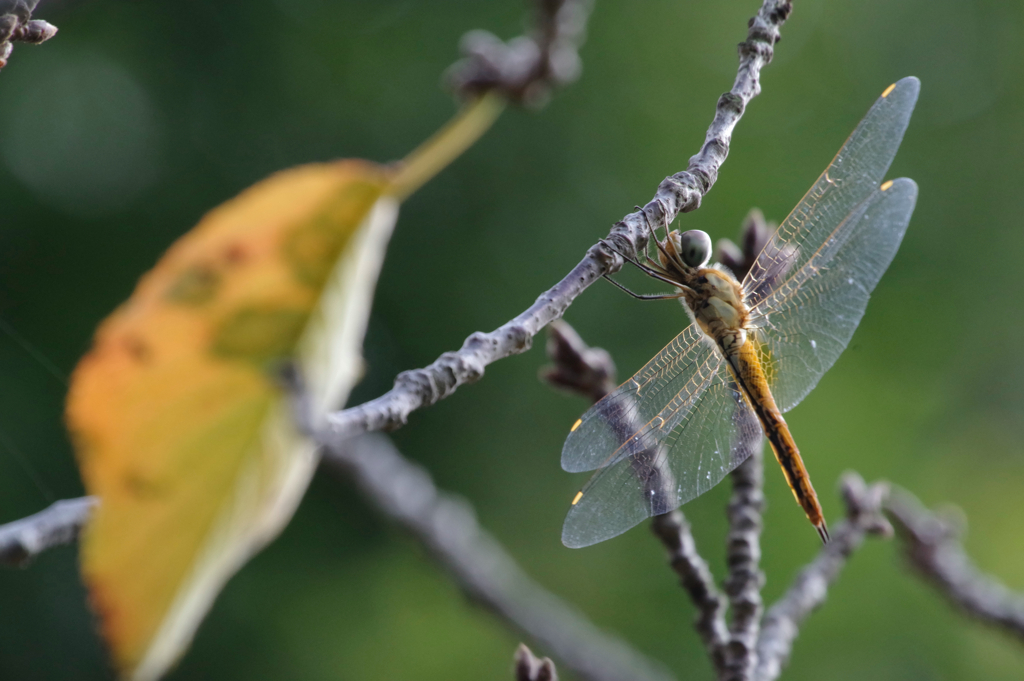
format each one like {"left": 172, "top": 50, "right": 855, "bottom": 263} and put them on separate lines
{"left": 562, "top": 323, "right": 716, "bottom": 473}
{"left": 562, "top": 359, "right": 762, "bottom": 548}
{"left": 749, "top": 178, "right": 918, "bottom": 413}
{"left": 743, "top": 77, "right": 919, "bottom": 310}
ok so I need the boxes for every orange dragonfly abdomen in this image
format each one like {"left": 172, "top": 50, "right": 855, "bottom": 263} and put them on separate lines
{"left": 726, "top": 339, "right": 830, "bottom": 542}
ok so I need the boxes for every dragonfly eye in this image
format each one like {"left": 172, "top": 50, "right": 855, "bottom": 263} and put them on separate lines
{"left": 678, "top": 230, "right": 712, "bottom": 268}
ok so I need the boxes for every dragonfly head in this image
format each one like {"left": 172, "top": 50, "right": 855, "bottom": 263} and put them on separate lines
{"left": 660, "top": 229, "right": 711, "bottom": 271}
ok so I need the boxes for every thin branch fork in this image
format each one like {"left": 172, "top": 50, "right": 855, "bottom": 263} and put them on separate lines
{"left": 650, "top": 510, "right": 729, "bottom": 670}
{"left": 754, "top": 474, "right": 893, "bottom": 681}
{"left": 885, "top": 489, "right": 1024, "bottom": 642}
{"left": 542, "top": 322, "right": 899, "bottom": 681}
{"left": 544, "top": 320, "right": 733, "bottom": 672}
{"left": 325, "top": 0, "right": 793, "bottom": 447}
{"left": 283, "top": 332, "right": 676, "bottom": 681}
{"left": 447, "top": 0, "right": 593, "bottom": 106}
{"left": 543, "top": 323, "right": 768, "bottom": 681}
{"left": 320, "top": 432, "right": 676, "bottom": 681}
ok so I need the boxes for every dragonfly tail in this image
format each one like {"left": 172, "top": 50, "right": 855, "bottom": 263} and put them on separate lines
{"left": 816, "top": 519, "right": 830, "bottom": 544}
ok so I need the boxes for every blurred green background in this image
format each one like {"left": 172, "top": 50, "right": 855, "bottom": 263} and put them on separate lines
{"left": 0, "top": 0, "right": 1022, "bottom": 679}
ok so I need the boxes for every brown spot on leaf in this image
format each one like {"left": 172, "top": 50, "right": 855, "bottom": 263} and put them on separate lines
{"left": 122, "top": 335, "right": 153, "bottom": 363}
{"left": 283, "top": 219, "right": 346, "bottom": 288}
{"left": 222, "top": 243, "right": 248, "bottom": 266}
{"left": 211, "top": 306, "right": 307, "bottom": 366}
{"left": 165, "top": 264, "right": 221, "bottom": 306}
{"left": 122, "top": 471, "right": 165, "bottom": 499}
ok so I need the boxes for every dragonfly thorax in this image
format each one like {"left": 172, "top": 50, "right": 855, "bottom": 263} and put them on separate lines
{"left": 651, "top": 230, "right": 750, "bottom": 355}
{"left": 681, "top": 268, "right": 749, "bottom": 355}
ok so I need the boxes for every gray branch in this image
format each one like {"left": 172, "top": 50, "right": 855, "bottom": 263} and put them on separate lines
{"left": 714, "top": 207, "right": 773, "bottom": 681}
{"left": 321, "top": 433, "right": 676, "bottom": 681}
{"left": 542, "top": 321, "right": 729, "bottom": 672}
{"left": 722, "top": 449, "right": 766, "bottom": 681}
{"left": 0, "top": 497, "right": 96, "bottom": 567}
{"left": 0, "top": 0, "right": 57, "bottom": 70}
{"left": 651, "top": 510, "right": 729, "bottom": 670}
{"left": 885, "top": 487, "right": 1024, "bottom": 642}
{"left": 540, "top": 320, "right": 616, "bottom": 403}
{"left": 754, "top": 473, "right": 893, "bottom": 681}
{"left": 325, "top": 0, "right": 792, "bottom": 446}
{"left": 447, "top": 0, "right": 593, "bottom": 106}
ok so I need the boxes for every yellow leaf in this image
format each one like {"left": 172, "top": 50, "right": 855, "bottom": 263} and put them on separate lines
{"left": 67, "top": 159, "right": 398, "bottom": 680}
{"left": 67, "top": 93, "right": 503, "bottom": 680}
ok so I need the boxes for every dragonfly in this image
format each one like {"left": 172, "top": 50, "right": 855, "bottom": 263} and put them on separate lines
{"left": 561, "top": 77, "right": 920, "bottom": 548}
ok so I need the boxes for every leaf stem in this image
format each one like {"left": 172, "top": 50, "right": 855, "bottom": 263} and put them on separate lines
{"left": 387, "top": 93, "right": 505, "bottom": 201}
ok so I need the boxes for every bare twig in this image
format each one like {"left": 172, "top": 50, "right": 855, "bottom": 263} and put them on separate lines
{"left": 0, "top": 0, "right": 57, "bottom": 70}
{"left": 754, "top": 473, "right": 893, "bottom": 681}
{"left": 714, "top": 209, "right": 774, "bottom": 282}
{"left": 320, "top": 433, "right": 676, "bottom": 681}
{"left": 713, "top": 208, "right": 772, "bottom": 681}
{"left": 327, "top": 0, "right": 792, "bottom": 446}
{"left": 0, "top": 497, "right": 96, "bottom": 567}
{"left": 885, "top": 488, "right": 1024, "bottom": 642}
{"left": 651, "top": 511, "right": 729, "bottom": 669}
{"left": 447, "top": 0, "right": 593, "bottom": 106}
{"left": 540, "top": 320, "right": 615, "bottom": 402}
{"left": 514, "top": 643, "right": 559, "bottom": 681}
{"left": 279, "top": 347, "right": 673, "bottom": 681}
{"left": 542, "top": 321, "right": 729, "bottom": 672}
{"left": 722, "top": 449, "right": 765, "bottom": 681}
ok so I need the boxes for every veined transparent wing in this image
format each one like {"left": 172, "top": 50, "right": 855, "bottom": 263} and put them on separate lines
{"left": 743, "top": 77, "right": 919, "bottom": 312}
{"left": 560, "top": 329, "right": 762, "bottom": 548}
{"left": 747, "top": 178, "right": 917, "bottom": 413}
{"left": 742, "top": 76, "right": 920, "bottom": 413}
{"left": 562, "top": 324, "right": 716, "bottom": 473}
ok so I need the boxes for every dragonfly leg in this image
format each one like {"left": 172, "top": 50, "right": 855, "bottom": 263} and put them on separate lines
{"left": 601, "top": 274, "right": 685, "bottom": 301}
{"left": 658, "top": 210, "right": 688, "bottom": 272}
{"left": 599, "top": 239, "right": 686, "bottom": 290}
{"left": 636, "top": 206, "right": 676, "bottom": 271}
